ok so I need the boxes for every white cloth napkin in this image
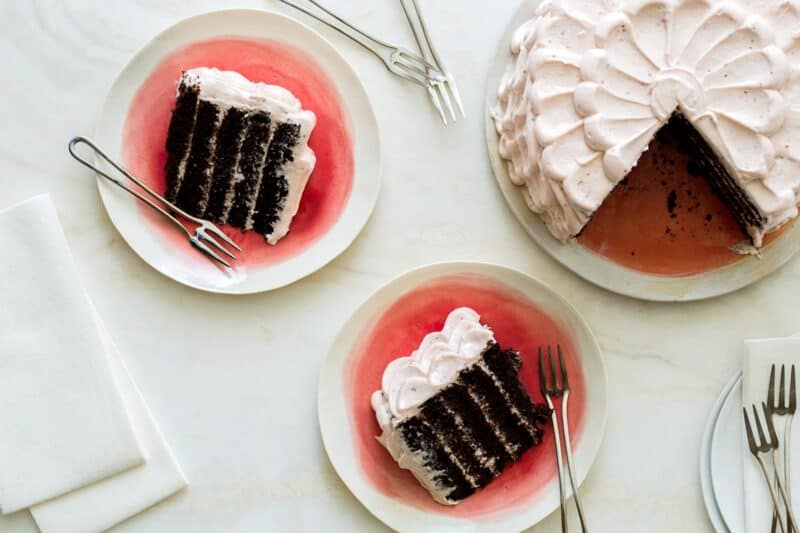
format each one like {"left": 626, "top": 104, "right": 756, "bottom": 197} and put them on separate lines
{"left": 0, "top": 195, "right": 144, "bottom": 514}
{"left": 742, "top": 336, "right": 800, "bottom": 533}
{"left": 30, "top": 311, "right": 188, "bottom": 533}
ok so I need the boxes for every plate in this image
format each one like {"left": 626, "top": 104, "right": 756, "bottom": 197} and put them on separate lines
{"left": 318, "top": 261, "right": 606, "bottom": 532}
{"left": 701, "top": 370, "right": 742, "bottom": 533}
{"left": 484, "top": 0, "right": 800, "bottom": 302}
{"left": 94, "top": 9, "right": 380, "bottom": 293}
{"left": 711, "top": 374, "right": 745, "bottom": 533}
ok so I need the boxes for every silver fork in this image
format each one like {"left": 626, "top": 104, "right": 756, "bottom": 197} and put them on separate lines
{"left": 539, "top": 345, "right": 588, "bottom": 533}
{"left": 743, "top": 402, "right": 799, "bottom": 533}
{"left": 399, "top": 0, "right": 464, "bottom": 124}
{"left": 68, "top": 136, "right": 241, "bottom": 268}
{"left": 278, "top": 0, "right": 443, "bottom": 88}
{"left": 769, "top": 364, "right": 797, "bottom": 533}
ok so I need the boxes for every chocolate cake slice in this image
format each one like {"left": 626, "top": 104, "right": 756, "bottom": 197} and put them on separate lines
{"left": 371, "top": 308, "right": 550, "bottom": 505}
{"left": 164, "top": 67, "right": 316, "bottom": 245}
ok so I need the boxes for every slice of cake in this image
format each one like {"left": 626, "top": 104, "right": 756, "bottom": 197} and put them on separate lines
{"left": 493, "top": 0, "right": 800, "bottom": 249}
{"left": 164, "top": 67, "right": 316, "bottom": 245}
{"left": 370, "top": 307, "right": 550, "bottom": 505}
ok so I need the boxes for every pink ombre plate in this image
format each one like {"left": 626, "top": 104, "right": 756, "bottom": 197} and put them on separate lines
{"left": 318, "top": 262, "right": 607, "bottom": 532}
{"left": 94, "top": 9, "right": 380, "bottom": 293}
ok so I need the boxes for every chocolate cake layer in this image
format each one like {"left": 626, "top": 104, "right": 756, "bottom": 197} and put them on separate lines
{"left": 398, "top": 417, "right": 475, "bottom": 501}
{"left": 252, "top": 122, "right": 301, "bottom": 235}
{"left": 437, "top": 384, "right": 513, "bottom": 474}
{"left": 175, "top": 100, "right": 221, "bottom": 214}
{"left": 395, "top": 344, "right": 549, "bottom": 504}
{"left": 205, "top": 107, "right": 247, "bottom": 222}
{"left": 227, "top": 111, "right": 272, "bottom": 229}
{"left": 420, "top": 395, "right": 496, "bottom": 488}
{"left": 459, "top": 360, "right": 535, "bottom": 460}
{"left": 164, "top": 83, "right": 200, "bottom": 203}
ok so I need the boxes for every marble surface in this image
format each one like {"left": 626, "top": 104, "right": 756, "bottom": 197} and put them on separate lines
{"left": 1, "top": 0, "right": 797, "bottom": 531}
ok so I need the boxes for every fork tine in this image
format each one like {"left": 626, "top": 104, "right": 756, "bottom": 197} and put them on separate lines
{"left": 447, "top": 77, "right": 466, "bottom": 119}
{"left": 538, "top": 347, "right": 548, "bottom": 394}
{"left": 770, "top": 364, "right": 777, "bottom": 411}
{"left": 763, "top": 402, "right": 779, "bottom": 446}
{"left": 199, "top": 230, "right": 236, "bottom": 260}
{"left": 548, "top": 345, "right": 560, "bottom": 392}
{"left": 744, "top": 408, "right": 757, "bottom": 452}
{"left": 437, "top": 82, "right": 457, "bottom": 123}
{"left": 780, "top": 365, "right": 788, "bottom": 411}
{"left": 191, "top": 237, "right": 232, "bottom": 269}
{"left": 204, "top": 223, "right": 241, "bottom": 251}
{"left": 791, "top": 365, "right": 796, "bottom": 411}
{"left": 557, "top": 345, "right": 569, "bottom": 391}
{"left": 754, "top": 404, "right": 769, "bottom": 446}
{"left": 426, "top": 84, "right": 447, "bottom": 125}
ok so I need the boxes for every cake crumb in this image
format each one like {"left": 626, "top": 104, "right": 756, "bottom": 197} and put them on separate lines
{"left": 667, "top": 190, "right": 678, "bottom": 214}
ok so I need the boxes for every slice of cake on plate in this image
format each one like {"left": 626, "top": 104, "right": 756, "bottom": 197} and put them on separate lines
{"left": 371, "top": 307, "right": 550, "bottom": 505}
{"left": 493, "top": 0, "right": 800, "bottom": 249}
{"left": 164, "top": 67, "right": 316, "bottom": 245}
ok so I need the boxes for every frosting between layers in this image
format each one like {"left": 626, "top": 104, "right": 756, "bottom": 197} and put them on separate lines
{"left": 493, "top": 0, "right": 800, "bottom": 246}
{"left": 370, "top": 307, "right": 495, "bottom": 504}
{"left": 184, "top": 67, "right": 317, "bottom": 244}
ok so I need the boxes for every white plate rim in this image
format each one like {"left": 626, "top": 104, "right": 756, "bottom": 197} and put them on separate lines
{"left": 94, "top": 8, "right": 381, "bottom": 294}
{"left": 484, "top": 0, "right": 800, "bottom": 302}
{"left": 711, "top": 372, "right": 745, "bottom": 533}
{"left": 701, "top": 370, "right": 742, "bottom": 533}
{"left": 317, "top": 260, "right": 607, "bottom": 532}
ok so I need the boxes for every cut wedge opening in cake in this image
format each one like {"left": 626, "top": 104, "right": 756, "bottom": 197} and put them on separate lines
{"left": 493, "top": 0, "right": 800, "bottom": 256}
{"left": 578, "top": 111, "right": 766, "bottom": 245}
{"left": 371, "top": 307, "right": 550, "bottom": 505}
{"left": 656, "top": 112, "right": 764, "bottom": 241}
{"left": 164, "top": 67, "right": 317, "bottom": 245}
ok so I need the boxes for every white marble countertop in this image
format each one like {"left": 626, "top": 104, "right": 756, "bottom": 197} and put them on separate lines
{"left": 2, "top": 0, "right": 798, "bottom": 531}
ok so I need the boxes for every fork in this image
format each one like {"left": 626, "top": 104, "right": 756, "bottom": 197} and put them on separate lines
{"left": 744, "top": 402, "right": 799, "bottom": 533}
{"left": 277, "top": 0, "right": 443, "bottom": 88}
{"left": 539, "top": 345, "right": 588, "bottom": 533}
{"left": 68, "top": 136, "right": 241, "bottom": 268}
{"left": 769, "top": 364, "right": 797, "bottom": 533}
{"left": 398, "top": 0, "right": 465, "bottom": 124}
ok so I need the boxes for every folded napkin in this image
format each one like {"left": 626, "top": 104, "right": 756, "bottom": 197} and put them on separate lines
{"left": 0, "top": 195, "right": 144, "bottom": 513}
{"left": 30, "top": 311, "right": 187, "bottom": 533}
{"left": 742, "top": 336, "right": 800, "bottom": 533}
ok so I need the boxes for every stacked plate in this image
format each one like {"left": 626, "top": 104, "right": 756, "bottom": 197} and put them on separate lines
{"left": 702, "top": 333, "right": 800, "bottom": 532}
{"left": 700, "top": 370, "right": 745, "bottom": 532}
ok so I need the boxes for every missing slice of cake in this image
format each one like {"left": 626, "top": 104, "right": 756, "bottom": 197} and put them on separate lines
{"left": 370, "top": 307, "right": 550, "bottom": 505}
{"left": 164, "top": 67, "right": 316, "bottom": 245}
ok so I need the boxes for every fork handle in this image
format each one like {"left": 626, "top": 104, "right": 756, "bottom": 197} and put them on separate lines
{"left": 760, "top": 455, "right": 789, "bottom": 533}
{"left": 400, "top": 0, "right": 444, "bottom": 71}
{"left": 774, "top": 449, "right": 800, "bottom": 533}
{"left": 546, "top": 395, "right": 569, "bottom": 533}
{"left": 67, "top": 137, "right": 191, "bottom": 238}
{"left": 787, "top": 414, "right": 795, "bottom": 533}
{"left": 399, "top": 0, "right": 432, "bottom": 66}
{"left": 561, "top": 391, "right": 588, "bottom": 532}
{"left": 278, "top": 0, "right": 394, "bottom": 68}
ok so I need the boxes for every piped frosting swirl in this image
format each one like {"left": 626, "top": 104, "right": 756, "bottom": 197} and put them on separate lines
{"left": 371, "top": 307, "right": 494, "bottom": 423}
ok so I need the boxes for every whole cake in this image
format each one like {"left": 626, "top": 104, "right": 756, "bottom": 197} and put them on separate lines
{"left": 493, "top": 0, "right": 800, "bottom": 248}
{"left": 371, "top": 307, "right": 550, "bottom": 505}
{"left": 164, "top": 67, "right": 316, "bottom": 245}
